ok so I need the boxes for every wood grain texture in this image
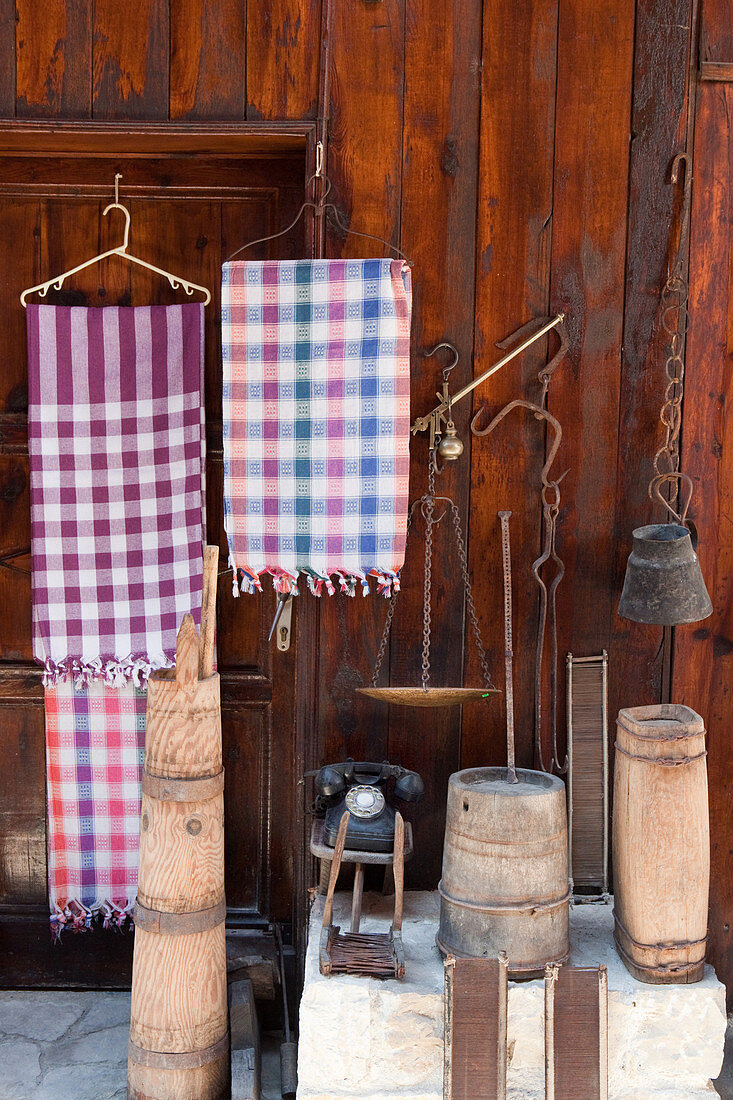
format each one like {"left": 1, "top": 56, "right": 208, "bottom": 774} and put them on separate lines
{"left": 447, "top": 957, "right": 505, "bottom": 1099}
{"left": 548, "top": 0, "right": 634, "bottom": 759}
{"left": 552, "top": 967, "right": 603, "bottom": 1098}
{"left": 137, "top": 791, "right": 225, "bottom": 912}
{"left": 170, "top": 0, "right": 245, "bottom": 120}
{"left": 0, "top": 706, "right": 46, "bottom": 904}
{"left": 128, "top": 1055, "right": 228, "bottom": 1100}
{"left": 316, "top": 0, "right": 405, "bottom": 770}
{"left": 92, "top": 0, "right": 169, "bottom": 119}
{"left": 16, "top": 0, "right": 91, "bottom": 118}
{"left": 672, "top": 79, "right": 733, "bottom": 1003}
{"left": 129, "top": 923, "right": 228, "bottom": 1050}
{"left": 246, "top": 0, "right": 321, "bottom": 120}
{"left": 0, "top": 0, "right": 14, "bottom": 118}
{"left": 612, "top": 705, "right": 709, "bottom": 982}
{"left": 464, "top": 0, "right": 558, "bottom": 773}
{"left": 387, "top": 0, "right": 482, "bottom": 888}
{"left": 0, "top": 199, "right": 39, "bottom": 409}
{"left": 439, "top": 769, "right": 569, "bottom": 974}
{"left": 700, "top": 0, "right": 733, "bottom": 64}
{"left": 145, "top": 672, "right": 222, "bottom": 779}
{"left": 608, "top": 0, "right": 693, "bottom": 746}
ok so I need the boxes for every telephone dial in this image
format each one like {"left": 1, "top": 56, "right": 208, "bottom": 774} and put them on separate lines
{"left": 313, "top": 760, "right": 424, "bottom": 853}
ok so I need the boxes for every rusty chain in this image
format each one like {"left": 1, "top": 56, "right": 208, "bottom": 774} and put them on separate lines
{"left": 370, "top": 449, "right": 496, "bottom": 693}
{"left": 650, "top": 151, "right": 694, "bottom": 523}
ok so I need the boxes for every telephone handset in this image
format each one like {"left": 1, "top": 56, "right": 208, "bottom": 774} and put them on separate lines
{"left": 314, "top": 760, "right": 424, "bottom": 853}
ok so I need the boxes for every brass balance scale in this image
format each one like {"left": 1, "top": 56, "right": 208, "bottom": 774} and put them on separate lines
{"left": 358, "top": 312, "right": 568, "bottom": 709}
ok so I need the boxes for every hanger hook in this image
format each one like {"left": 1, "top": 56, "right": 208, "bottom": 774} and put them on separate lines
{"left": 425, "top": 341, "right": 459, "bottom": 381}
{"left": 101, "top": 174, "right": 130, "bottom": 254}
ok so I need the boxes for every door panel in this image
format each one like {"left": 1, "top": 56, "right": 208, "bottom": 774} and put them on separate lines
{"left": 0, "top": 134, "right": 308, "bottom": 983}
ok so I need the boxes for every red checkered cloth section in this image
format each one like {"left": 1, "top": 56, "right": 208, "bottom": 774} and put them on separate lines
{"left": 45, "top": 679, "right": 147, "bottom": 933}
{"left": 26, "top": 303, "right": 206, "bottom": 687}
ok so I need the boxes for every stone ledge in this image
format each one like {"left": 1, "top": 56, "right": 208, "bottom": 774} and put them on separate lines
{"left": 297, "top": 891, "right": 726, "bottom": 1100}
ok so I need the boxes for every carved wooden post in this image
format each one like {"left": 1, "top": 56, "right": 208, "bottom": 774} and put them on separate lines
{"left": 128, "top": 548, "right": 228, "bottom": 1100}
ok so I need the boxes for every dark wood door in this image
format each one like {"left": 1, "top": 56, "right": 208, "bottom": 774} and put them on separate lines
{"left": 0, "top": 125, "right": 312, "bottom": 986}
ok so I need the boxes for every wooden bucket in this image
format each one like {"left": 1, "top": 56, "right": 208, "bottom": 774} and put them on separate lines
{"left": 128, "top": 607, "right": 229, "bottom": 1100}
{"left": 612, "top": 703, "right": 709, "bottom": 984}
{"left": 437, "top": 767, "right": 570, "bottom": 977}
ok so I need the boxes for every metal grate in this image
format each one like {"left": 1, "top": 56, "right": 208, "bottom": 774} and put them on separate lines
{"left": 567, "top": 652, "right": 609, "bottom": 899}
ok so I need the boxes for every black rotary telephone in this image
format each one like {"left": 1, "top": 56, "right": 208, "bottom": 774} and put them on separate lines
{"left": 313, "top": 760, "right": 424, "bottom": 853}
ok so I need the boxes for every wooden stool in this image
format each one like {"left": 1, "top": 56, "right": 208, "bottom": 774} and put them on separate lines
{"left": 310, "top": 816, "right": 413, "bottom": 931}
{"left": 319, "top": 811, "right": 406, "bottom": 979}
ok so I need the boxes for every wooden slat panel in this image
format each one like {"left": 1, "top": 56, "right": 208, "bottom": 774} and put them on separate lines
{"left": 0, "top": 706, "right": 47, "bottom": 905}
{"left": 388, "top": 0, "right": 481, "bottom": 886}
{"left": 448, "top": 957, "right": 503, "bottom": 1099}
{"left": 700, "top": 0, "right": 733, "bottom": 65}
{"left": 672, "top": 82, "right": 733, "bottom": 1006}
{"left": 700, "top": 60, "right": 733, "bottom": 81}
{"left": 170, "top": 0, "right": 246, "bottom": 120}
{"left": 316, "top": 0, "right": 405, "bottom": 769}
{"left": 463, "top": 0, "right": 558, "bottom": 772}
{"left": 0, "top": 200, "right": 38, "bottom": 413}
{"left": 548, "top": 1, "right": 635, "bottom": 698}
{"left": 92, "top": 0, "right": 169, "bottom": 119}
{"left": 0, "top": 0, "right": 15, "bottom": 117}
{"left": 553, "top": 967, "right": 602, "bottom": 1097}
{"left": 608, "top": 0, "right": 693, "bottom": 754}
{"left": 246, "top": 0, "right": 321, "bottom": 120}
{"left": 0, "top": 457, "right": 32, "bottom": 661}
{"left": 222, "top": 707, "right": 266, "bottom": 912}
{"left": 16, "top": 0, "right": 92, "bottom": 118}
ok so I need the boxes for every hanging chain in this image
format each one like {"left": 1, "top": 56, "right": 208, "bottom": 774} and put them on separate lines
{"left": 420, "top": 455, "right": 437, "bottom": 690}
{"left": 370, "top": 448, "right": 495, "bottom": 693}
{"left": 447, "top": 497, "right": 496, "bottom": 692}
{"left": 370, "top": 504, "right": 417, "bottom": 687}
{"left": 650, "top": 151, "right": 694, "bottom": 519}
{"left": 652, "top": 267, "right": 689, "bottom": 494}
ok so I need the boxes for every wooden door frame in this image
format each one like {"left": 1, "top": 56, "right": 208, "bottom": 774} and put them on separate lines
{"left": 0, "top": 119, "right": 321, "bottom": 986}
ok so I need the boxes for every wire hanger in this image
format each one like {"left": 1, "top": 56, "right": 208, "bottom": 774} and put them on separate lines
{"left": 225, "top": 141, "right": 412, "bottom": 266}
{"left": 21, "top": 174, "right": 212, "bottom": 308}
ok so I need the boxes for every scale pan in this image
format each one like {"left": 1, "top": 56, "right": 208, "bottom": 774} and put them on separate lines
{"left": 356, "top": 686, "right": 500, "bottom": 708}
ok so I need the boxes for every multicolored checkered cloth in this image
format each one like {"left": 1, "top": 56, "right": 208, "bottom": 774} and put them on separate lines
{"left": 221, "top": 259, "right": 412, "bottom": 597}
{"left": 26, "top": 303, "right": 206, "bottom": 685}
{"left": 45, "top": 679, "right": 147, "bottom": 932}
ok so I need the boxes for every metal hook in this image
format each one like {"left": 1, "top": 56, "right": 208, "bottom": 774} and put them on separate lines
{"left": 102, "top": 176, "right": 131, "bottom": 254}
{"left": 670, "top": 151, "right": 693, "bottom": 268}
{"left": 425, "top": 341, "right": 459, "bottom": 381}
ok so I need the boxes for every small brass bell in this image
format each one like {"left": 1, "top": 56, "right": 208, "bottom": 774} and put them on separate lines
{"left": 438, "top": 421, "right": 464, "bottom": 460}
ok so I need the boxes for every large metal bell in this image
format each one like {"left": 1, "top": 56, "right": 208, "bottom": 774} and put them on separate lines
{"left": 618, "top": 522, "right": 712, "bottom": 625}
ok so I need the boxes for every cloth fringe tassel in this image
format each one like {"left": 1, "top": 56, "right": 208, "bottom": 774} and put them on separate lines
{"left": 50, "top": 898, "right": 135, "bottom": 940}
{"left": 42, "top": 652, "right": 175, "bottom": 690}
{"left": 229, "top": 560, "right": 401, "bottom": 600}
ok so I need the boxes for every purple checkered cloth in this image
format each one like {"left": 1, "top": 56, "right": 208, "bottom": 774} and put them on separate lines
{"left": 27, "top": 304, "right": 206, "bottom": 686}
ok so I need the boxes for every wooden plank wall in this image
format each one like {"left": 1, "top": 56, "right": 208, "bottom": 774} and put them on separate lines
{"left": 674, "top": 0, "right": 733, "bottom": 1005}
{"left": 2, "top": 0, "right": 732, "bottom": 1000}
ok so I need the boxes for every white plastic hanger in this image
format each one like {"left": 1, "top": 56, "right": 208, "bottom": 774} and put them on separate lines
{"left": 21, "top": 174, "right": 211, "bottom": 307}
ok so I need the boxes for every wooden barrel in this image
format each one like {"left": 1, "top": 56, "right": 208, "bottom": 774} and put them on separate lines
{"left": 612, "top": 703, "right": 709, "bottom": 984}
{"left": 437, "top": 767, "right": 570, "bottom": 977}
{"left": 128, "top": 614, "right": 229, "bottom": 1100}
